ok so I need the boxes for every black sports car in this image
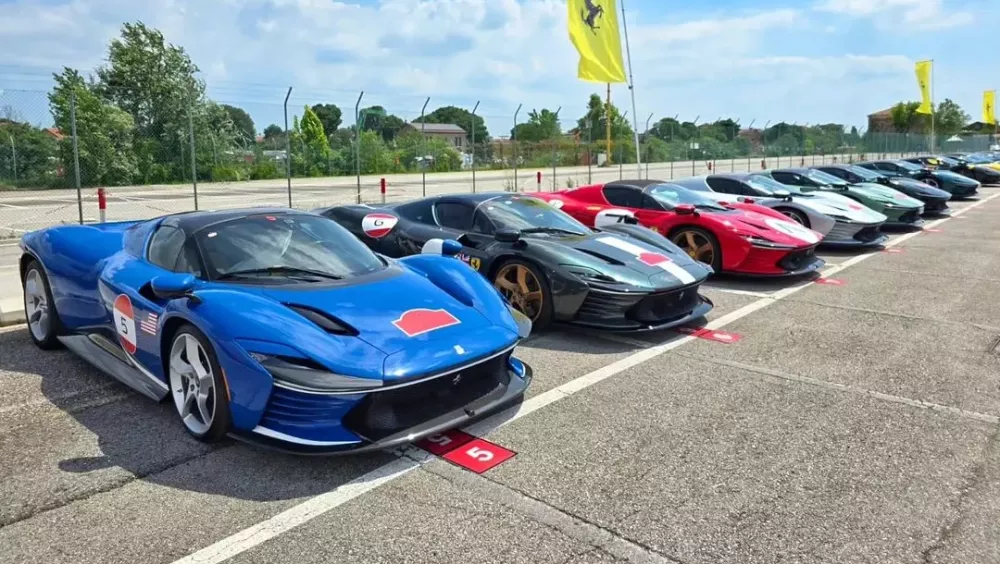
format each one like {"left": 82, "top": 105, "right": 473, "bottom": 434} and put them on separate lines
{"left": 815, "top": 163, "right": 953, "bottom": 216}
{"left": 855, "top": 159, "right": 980, "bottom": 198}
{"left": 903, "top": 155, "right": 1000, "bottom": 184}
{"left": 316, "top": 193, "right": 715, "bottom": 332}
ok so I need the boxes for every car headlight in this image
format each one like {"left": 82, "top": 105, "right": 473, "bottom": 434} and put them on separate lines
{"left": 507, "top": 304, "right": 532, "bottom": 339}
{"left": 742, "top": 235, "right": 796, "bottom": 249}
{"left": 561, "top": 264, "right": 618, "bottom": 283}
{"left": 248, "top": 352, "right": 382, "bottom": 392}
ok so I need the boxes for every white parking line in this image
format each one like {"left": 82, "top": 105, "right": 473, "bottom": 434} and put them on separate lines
{"left": 161, "top": 189, "right": 997, "bottom": 564}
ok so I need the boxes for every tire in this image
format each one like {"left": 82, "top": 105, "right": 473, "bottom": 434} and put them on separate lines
{"left": 775, "top": 207, "right": 810, "bottom": 228}
{"left": 22, "top": 259, "right": 63, "bottom": 350}
{"left": 669, "top": 226, "right": 723, "bottom": 272}
{"left": 923, "top": 177, "right": 940, "bottom": 188}
{"left": 167, "top": 324, "right": 231, "bottom": 442}
{"left": 492, "top": 259, "right": 554, "bottom": 331}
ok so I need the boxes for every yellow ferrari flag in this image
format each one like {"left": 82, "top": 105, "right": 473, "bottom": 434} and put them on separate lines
{"left": 984, "top": 90, "right": 996, "bottom": 125}
{"left": 568, "top": 0, "right": 626, "bottom": 83}
{"left": 914, "top": 60, "right": 933, "bottom": 114}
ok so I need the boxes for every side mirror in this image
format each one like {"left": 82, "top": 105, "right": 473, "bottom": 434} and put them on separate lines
{"left": 494, "top": 229, "right": 521, "bottom": 243}
{"left": 674, "top": 204, "right": 696, "bottom": 215}
{"left": 421, "top": 238, "right": 463, "bottom": 256}
{"left": 150, "top": 274, "right": 196, "bottom": 300}
{"left": 773, "top": 189, "right": 790, "bottom": 198}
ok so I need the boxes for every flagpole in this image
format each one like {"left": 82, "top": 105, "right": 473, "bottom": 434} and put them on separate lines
{"left": 929, "top": 59, "right": 935, "bottom": 153}
{"left": 619, "top": 0, "right": 642, "bottom": 177}
{"left": 606, "top": 83, "right": 612, "bottom": 164}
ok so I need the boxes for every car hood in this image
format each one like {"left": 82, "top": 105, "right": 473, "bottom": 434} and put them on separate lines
{"left": 525, "top": 232, "right": 711, "bottom": 287}
{"left": 706, "top": 209, "right": 823, "bottom": 247}
{"left": 252, "top": 267, "right": 514, "bottom": 366}
{"left": 850, "top": 182, "right": 923, "bottom": 208}
{"left": 786, "top": 191, "right": 886, "bottom": 222}
{"left": 885, "top": 177, "right": 952, "bottom": 199}
{"left": 930, "top": 170, "right": 980, "bottom": 186}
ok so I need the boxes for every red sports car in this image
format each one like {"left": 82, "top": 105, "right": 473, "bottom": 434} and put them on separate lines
{"left": 526, "top": 179, "right": 826, "bottom": 277}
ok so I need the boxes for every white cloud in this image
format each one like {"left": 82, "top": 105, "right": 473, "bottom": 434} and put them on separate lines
{"left": 814, "top": 0, "right": 973, "bottom": 30}
{"left": 0, "top": 0, "right": 988, "bottom": 131}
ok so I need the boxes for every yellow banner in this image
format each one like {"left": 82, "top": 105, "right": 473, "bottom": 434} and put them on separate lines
{"left": 984, "top": 90, "right": 996, "bottom": 125}
{"left": 914, "top": 60, "right": 933, "bottom": 114}
{"left": 568, "top": 0, "right": 626, "bottom": 83}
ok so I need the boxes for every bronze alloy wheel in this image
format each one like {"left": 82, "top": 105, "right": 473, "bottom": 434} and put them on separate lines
{"left": 494, "top": 263, "right": 544, "bottom": 322}
{"left": 671, "top": 229, "right": 716, "bottom": 265}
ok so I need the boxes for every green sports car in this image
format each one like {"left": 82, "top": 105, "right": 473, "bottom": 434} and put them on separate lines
{"left": 760, "top": 167, "right": 926, "bottom": 228}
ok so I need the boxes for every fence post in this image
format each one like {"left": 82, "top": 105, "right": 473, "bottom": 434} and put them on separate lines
{"left": 188, "top": 105, "right": 198, "bottom": 211}
{"left": 513, "top": 104, "right": 522, "bottom": 191}
{"left": 283, "top": 87, "right": 293, "bottom": 207}
{"left": 551, "top": 107, "right": 561, "bottom": 190}
{"left": 355, "top": 91, "right": 365, "bottom": 204}
{"left": 70, "top": 91, "right": 83, "bottom": 224}
{"left": 380, "top": 177, "right": 386, "bottom": 204}
{"left": 419, "top": 97, "right": 429, "bottom": 197}
{"left": 97, "top": 188, "right": 107, "bottom": 222}
{"left": 471, "top": 101, "right": 479, "bottom": 193}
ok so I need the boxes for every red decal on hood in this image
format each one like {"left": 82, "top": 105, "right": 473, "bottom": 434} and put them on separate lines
{"left": 637, "top": 251, "right": 670, "bottom": 266}
{"left": 392, "top": 308, "right": 461, "bottom": 337}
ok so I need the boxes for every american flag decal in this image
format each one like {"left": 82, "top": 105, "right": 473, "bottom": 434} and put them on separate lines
{"left": 140, "top": 312, "right": 158, "bottom": 336}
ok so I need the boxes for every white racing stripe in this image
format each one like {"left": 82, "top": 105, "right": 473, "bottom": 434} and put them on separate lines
{"left": 168, "top": 191, "right": 1000, "bottom": 564}
{"left": 595, "top": 236, "right": 698, "bottom": 285}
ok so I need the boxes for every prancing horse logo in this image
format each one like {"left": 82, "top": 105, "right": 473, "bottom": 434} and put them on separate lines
{"left": 581, "top": 0, "right": 605, "bottom": 35}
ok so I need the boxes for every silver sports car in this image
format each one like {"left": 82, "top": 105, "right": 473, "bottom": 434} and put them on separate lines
{"left": 672, "top": 173, "right": 889, "bottom": 248}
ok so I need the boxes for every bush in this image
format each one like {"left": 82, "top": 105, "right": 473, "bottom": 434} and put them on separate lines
{"left": 251, "top": 160, "right": 282, "bottom": 180}
{"left": 211, "top": 165, "right": 241, "bottom": 182}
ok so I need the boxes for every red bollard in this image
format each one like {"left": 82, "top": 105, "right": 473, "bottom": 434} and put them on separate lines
{"left": 707, "top": 161, "right": 713, "bottom": 171}
{"left": 97, "top": 187, "right": 107, "bottom": 223}
{"left": 760, "top": 159, "right": 767, "bottom": 169}
{"left": 380, "top": 178, "right": 386, "bottom": 204}
{"left": 536, "top": 171, "right": 542, "bottom": 191}
{"left": 800, "top": 156, "right": 805, "bottom": 166}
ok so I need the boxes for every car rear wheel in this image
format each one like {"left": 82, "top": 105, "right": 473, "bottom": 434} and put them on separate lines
{"left": 493, "top": 260, "right": 553, "bottom": 330}
{"left": 168, "top": 324, "right": 231, "bottom": 442}
{"left": 776, "top": 208, "right": 810, "bottom": 228}
{"left": 22, "top": 260, "right": 63, "bottom": 350}
{"left": 670, "top": 227, "right": 722, "bottom": 271}
{"left": 923, "top": 177, "right": 940, "bottom": 188}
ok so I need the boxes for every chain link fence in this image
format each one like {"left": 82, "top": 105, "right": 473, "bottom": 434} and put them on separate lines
{"left": 2, "top": 87, "right": 997, "bottom": 241}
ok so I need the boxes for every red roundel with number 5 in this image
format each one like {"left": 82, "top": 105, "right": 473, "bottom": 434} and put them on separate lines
{"left": 442, "top": 438, "right": 516, "bottom": 473}
{"left": 113, "top": 294, "right": 138, "bottom": 354}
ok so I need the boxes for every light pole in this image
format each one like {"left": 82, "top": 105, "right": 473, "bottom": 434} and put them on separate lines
{"left": 551, "top": 106, "right": 561, "bottom": 190}
{"left": 690, "top": 116, "right": 700, "bottom": 175}
{"left": 470, "top": 100, "right": 479, "bottom": 192}
{"left": 643, "top": 113, "right": 653, "bottom": 179}
{"left": 7, "top": 134, "right": 15, "bottom": 184}
{"left": 420, "top": 97, "right": 430, "bottom": 196}
{"left": 512, "top": 103, "right": 522, "bottom": 191}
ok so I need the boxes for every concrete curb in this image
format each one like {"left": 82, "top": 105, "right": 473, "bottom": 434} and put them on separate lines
{"left": 0, "top": 297, "right": 24, "bottom": 328}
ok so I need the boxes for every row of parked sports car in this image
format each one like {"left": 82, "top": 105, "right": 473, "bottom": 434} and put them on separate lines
{"left": 15, "top": 153, "right": 994, "bottom": 456}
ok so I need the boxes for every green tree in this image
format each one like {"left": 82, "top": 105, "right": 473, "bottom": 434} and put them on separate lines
{"left": 49, "top": 67, "right": 137, "bottom": 186}
{"left": 310, "top": 104, "right": 342, "bottom": 138}
{"left": 511, "top": 109, "right": 562, "bottom": 143}
{"left": 221, "top": 104, "right": 255, "bottom": 142}
{"left": 0, "top": 121, "right": 58, "bottom": 187}
{"left": 359, "top": 106, "right": 406, "bottom": 142}
{"left": 94, "top": 22, "right": 205, "bottom": 182}
{"left": 576, "top": 93, "right": 632, "bottom": 143}
{"left": 648, "top": 117, "right": 685, "bottom": 142}
{"left": 890, "top": 102, "right": 923, "bottom": 132}
{"left": 417, "top": 105, "right": 489, "bottom": 144}
{"left": 935, "top": 98, "right": 969, "bottom": 135}
{"left": 295, "top": 105, "right": 330, "bottom": 176}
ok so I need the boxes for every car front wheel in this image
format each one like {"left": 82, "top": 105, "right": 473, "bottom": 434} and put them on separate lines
{"left": 168, "top": 324, "right": 231, "bottom": 442}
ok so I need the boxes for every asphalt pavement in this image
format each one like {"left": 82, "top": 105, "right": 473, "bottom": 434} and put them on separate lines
{"left": 0, "top": 187, "right": 998, "bottom": 564}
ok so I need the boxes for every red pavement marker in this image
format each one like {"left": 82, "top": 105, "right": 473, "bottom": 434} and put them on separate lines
{"left": 815, "top": 278, "right": 846, "bottom": 286}
{"left": 882, "top": 248, "right": 905, "bottom": 254}
{"left": 675, "top": 327, "right": 744, "bottom": 344}
{"left": 416, "top": 428, "right": 476, "bottom": 456}
{"left": 925, "top": 228, "right": 943, "bottom": 233}
{"left": 442, "top": 438, "right": 516, "bottom": 474}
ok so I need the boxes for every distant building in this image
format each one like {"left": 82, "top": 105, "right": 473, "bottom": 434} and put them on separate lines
{"left": 867, "top": 108, "right": 894, "bottom": 133}
{"left": 738, "top": 128, "right": 763, "bottom": 150}
{"left": 399, "top": 122, "right": 468, "bottom": 151}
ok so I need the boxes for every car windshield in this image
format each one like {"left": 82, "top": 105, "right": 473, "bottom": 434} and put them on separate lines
{"left": 936, "top": 156, "right": 960, "bottom": 166}
{"left": 844, "top": 165, "right": 885, "bottom": 181}
{"left": 963, "top": 154, "right": 991, "bottom": 163}
{"left": 894, "top": 160, "right": 924, "bottom": 171}
{"left": 195, "top": 214, "right": 385, "bottom": 282}
{"left": 746, "top": 174, "right": 799, "bottom": 195}
{"left": 480, "top": 195, "right": 591, "bottom": 235}
{"left": 804, "top": 169, "right": 850, "bottom": 187}
{"left": 647, "top": 183, "right": 728, "bottom": 211}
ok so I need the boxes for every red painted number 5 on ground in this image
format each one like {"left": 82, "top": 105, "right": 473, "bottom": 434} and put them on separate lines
{"left": 442, "top": 438, "right": 516, "bottom": 474}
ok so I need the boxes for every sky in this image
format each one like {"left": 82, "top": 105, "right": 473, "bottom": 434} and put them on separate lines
{"left": 0, "top": 0, "right": 996, "bottom": 135}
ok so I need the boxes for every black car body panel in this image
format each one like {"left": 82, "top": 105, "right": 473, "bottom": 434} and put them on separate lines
{"left": 315, "top": 193, "right": 715, "bottom": 332}
{"left": 855, "top": 160, "right": 980, "bottom": 199}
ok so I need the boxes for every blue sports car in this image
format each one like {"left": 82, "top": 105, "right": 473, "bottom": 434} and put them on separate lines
{"left": 18, "top": 208, "right": 533, "bottom": 454}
